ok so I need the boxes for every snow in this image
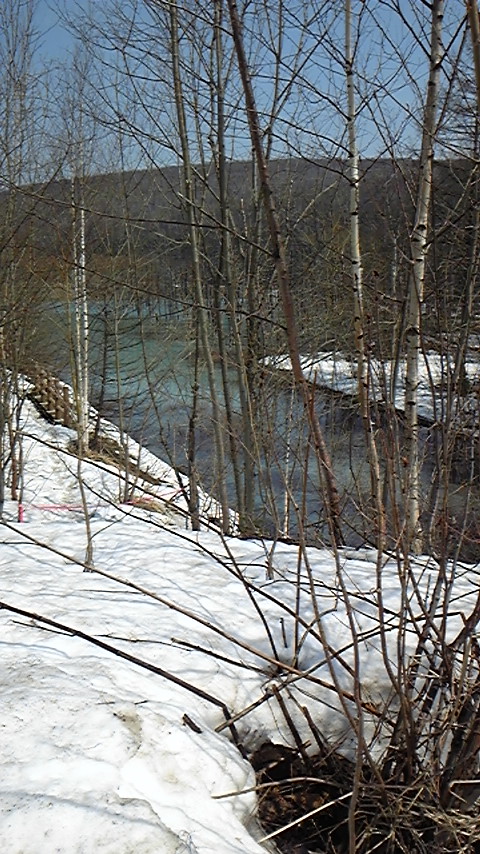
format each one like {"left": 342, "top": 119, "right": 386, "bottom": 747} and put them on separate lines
{"left": 265, "top": 350, "right": 480, "bottom": 424}
{"left": 1, "top": 397, "right": 479, "bottom": 852}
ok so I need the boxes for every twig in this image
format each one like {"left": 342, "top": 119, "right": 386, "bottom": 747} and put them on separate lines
{"left": 171, "top": 636, "right": 264, "bottom": 672}
{"left": 0, "top": 599, "right": 245, "bottom": 755}
{"left": 258, "top": 790, "right": 353, "bottom": 843}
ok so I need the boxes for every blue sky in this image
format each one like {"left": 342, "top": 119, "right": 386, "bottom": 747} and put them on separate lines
{"left": 27, "top": 0, "right": 471, "bottom": 169}
{"left": 35, "top": 1, "right": 81, "bottom": 62}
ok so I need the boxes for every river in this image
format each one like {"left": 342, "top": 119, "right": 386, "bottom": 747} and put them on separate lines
{"left": 33, "top": 299, "right": 479, "bottom": 557}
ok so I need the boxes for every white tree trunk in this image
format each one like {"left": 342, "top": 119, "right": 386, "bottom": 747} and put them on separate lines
{"left": 71, "top": 174, "right": 93, "bottom": 567}
{"left": 467, "top": 0, "right": 480, "bottom": 107}
{"left": 71, "top": 175, "right": 90, "bottom": 458}
{"left": 404, "top": 0, "right": 444, "bottom": 554}
{"left": 345, "top": 0, "right": 385, "bottom": 547}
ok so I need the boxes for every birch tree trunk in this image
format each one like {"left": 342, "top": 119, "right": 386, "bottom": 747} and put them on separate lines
{"left": 345, "top": 0, "right": 385, "bottom": 549}
{"left": 71, "top": 172, "right": 94, "bottom": 567}
{"left": 71, "top": 175, "right": 90, "bottom": 459}
{"left": 467, "top": 0, "right": 480, "bottom": 106}
{"left": 404, "top": 0, "right": 444, "bottom": 554}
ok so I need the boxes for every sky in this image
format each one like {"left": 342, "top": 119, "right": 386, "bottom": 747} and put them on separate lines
{"left": 35, "top": 0, "right": 79, "bottom": 61}
{"left": 5, "top": 2, "right": 474, "bottom": 177}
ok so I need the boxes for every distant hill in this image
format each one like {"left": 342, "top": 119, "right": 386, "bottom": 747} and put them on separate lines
{"left": 2, "top": 155, "right": 475, "bottom": 306}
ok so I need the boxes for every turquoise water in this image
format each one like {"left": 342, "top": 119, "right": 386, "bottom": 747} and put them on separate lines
{"left": 35, "top": 299, "right": 368, "bottom": 540}
{"left": 34, "top": 299, "right": 477, "bottom": 555}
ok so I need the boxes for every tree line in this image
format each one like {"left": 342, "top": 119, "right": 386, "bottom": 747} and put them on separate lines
{"left": 1, "top": 0, "right": 479, "bottom": 559}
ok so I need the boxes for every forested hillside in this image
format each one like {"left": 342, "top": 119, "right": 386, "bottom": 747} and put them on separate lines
{"left": 2, "top": 4, "right": 480, "bottom": 852}
{"left": 1, "top": 0, "right": 479, "bottom": 551}
{"left": 4, "top": 154, "right": 478, "bottom": 354}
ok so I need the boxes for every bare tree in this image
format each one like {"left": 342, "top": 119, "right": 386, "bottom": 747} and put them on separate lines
{"left": 0, "top": 0, "right": 52, "bottom": 516}
{"left": 467, "top": 0, "right": 480, "bottom": 106}
{"left": 51, "top": 0, "right": 478, "bottom": 559}
{"left": 227, "top": 0, "right": 344, "bottom": 546}
{"left": 403, "top": 0, "right": 445, "bottom": 554}
{"left": 168, "top": 0, "right": 232, "bottom": 532}
{"left": 344, "top": 0, "right": 385, "bottom": 549}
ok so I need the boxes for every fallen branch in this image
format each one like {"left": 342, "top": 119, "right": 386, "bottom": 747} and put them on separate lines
{"left": 0, "top": 598, "right": 246, "bottom": 755}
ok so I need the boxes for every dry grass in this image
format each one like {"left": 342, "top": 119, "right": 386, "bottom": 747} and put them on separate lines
{"left": 253, "top": 737, "right": 480, "bottom": 854}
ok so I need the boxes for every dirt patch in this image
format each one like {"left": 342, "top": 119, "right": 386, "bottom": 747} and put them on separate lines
{"left": 67, "top": 435, "right": 168, "bottom": 488}
{"left": 252, "top": 741, "right": 480, "bottom": 854}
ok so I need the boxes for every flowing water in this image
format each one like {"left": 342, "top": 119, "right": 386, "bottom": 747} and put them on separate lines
{"left": 32, "top": 299, "right": 479, "bottom": 555}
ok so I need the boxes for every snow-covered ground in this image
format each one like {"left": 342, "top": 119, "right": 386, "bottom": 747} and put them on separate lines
{"left": 1, "top": 398, "right": 479, "bottom": 852}
{"left": 265, "top": 350, "right": 480, "bottom": 424}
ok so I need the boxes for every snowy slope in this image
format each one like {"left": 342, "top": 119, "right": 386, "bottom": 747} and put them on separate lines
{"left": 1, "top": 400, "right": 479, "bottom": 852}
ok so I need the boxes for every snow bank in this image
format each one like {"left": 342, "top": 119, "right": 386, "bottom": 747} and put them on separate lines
{"left": 265, "top": 350, "right": 480, "bottom": 424}
{"left": 1, "top": 400, "right": 479, "bottom": 851}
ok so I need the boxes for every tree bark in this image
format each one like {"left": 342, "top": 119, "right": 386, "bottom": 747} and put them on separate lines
{"left": 227, "top": 0, "right": 343, "bottom": 546}
{"left": 467, "top": 0, "right": 480, "bottom": 109}
{"left": 404, "top": 0, "right": 444, "bottom": 554}
{"left": 345, "top": 0, "right": 385, "bottom": 549}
